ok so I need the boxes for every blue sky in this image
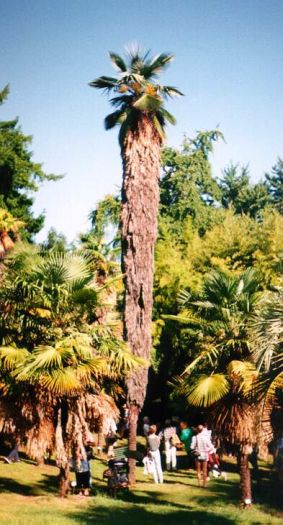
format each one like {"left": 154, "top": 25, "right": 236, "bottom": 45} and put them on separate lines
{"left": 0, "top": 0, "right": 282, "bottom": 241}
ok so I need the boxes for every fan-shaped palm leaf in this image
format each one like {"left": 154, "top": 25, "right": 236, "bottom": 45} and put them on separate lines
{"left": 76, "top": 356, "right": 108, "bottom": 384}
{"left": 0, "top": 346, "right": 28, "bottom": 371}
{"left": 181, "top": 373, "right": 230, "bottom": 407}
{"left": 98, "top": 338, "right": 145, "bottom": 376}
{"left": 40, "top": 368, "right": 81, "bottom": 395}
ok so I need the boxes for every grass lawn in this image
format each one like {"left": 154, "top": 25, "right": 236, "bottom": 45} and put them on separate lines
{"left": 0, "top": 452, "right": 282, "bottom": 525}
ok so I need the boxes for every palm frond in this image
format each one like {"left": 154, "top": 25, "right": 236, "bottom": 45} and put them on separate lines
{"left": 99, "top": 339, "right": 145, "bottom": 376}
{"left": 148, "top": 53, "right": 174, "bottom": 75}
{"left": 182, "top": 343, "right": 221, "bottom": 375}
{"left": 227, "top": 360, "right": 258, "bottom": 396}
{"left": 0, "top": 346, "right": 28, "bottom": 371}
{"left": 255, "top": 371, "right": 283, "bottom": 402}
{"left": 152, "top": 115, "right": 165, "bottom": 140}
{"left": 162, "top": 312, "right": 206, "bottom": 327}
{"left": 76, "top": 356, "right": 108, "bottom": 384}
{"left": 109, "top": 95, "right": 132, "bottom": 108}
{"left": 251, "top": 290, "right": 283, "bottom": 371}
{"left": 109, "top": 52, "right": 127, "bottom": 72}
{"left": 158, "top": 107, "right": 176, "bottom": 125}
{"left": 160, "top": 85, "right": 184, "bottom": 98}
{"left": 89, "top": 76, "right": 118, "bottom": 91}
{"left": 180, "top": 373, "right": 230, "bottom": 407}
{"left": 40, "top": 368, "right": 81, "bottom": 395}
{"left": 105, "top": 110, "right": 127, "bottom": 130}
{"left": 28, "top": 345, "right": 63, "bottom": 370}
{"left": 177, "top": 289, "right": 191, "bottom": 307}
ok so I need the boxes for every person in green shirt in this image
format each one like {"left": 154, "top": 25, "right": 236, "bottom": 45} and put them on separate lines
{"left": 179, "top": 421, "right": 194, "bottom": 469}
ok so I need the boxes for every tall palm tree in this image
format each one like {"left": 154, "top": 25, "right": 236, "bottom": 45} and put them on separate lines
{"left": 169, "top": 269, "right": 262, "bottom": 506}
{"left": 90, "top": 45, "right": 183, "bottom": 483}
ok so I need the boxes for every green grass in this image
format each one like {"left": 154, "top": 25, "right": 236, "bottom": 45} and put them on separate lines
{"left": 0, "top": 453, "right": 282, "bottom": 525}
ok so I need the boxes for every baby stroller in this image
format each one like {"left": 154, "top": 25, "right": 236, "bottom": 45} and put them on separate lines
{"left": 208, "top": 451, "right": 227, "bottom": 480}
{"left": 103, "top": 457, "right": 129, "bottom": 497}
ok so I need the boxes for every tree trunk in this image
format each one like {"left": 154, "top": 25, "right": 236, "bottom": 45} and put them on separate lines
{"left": 239, "top": 452, "right": 252, "bottom": 507}
{"left": 58, "top": 463, "right": 70, "bottom": 498}
{"left": 121, "top": 115, "right": 161, "bottom": 485}
{"left": 128, "top": 404, "right": 139, "bottom": 486}
{"left": 55, "top": 405, "right": 71, "bottom": 497}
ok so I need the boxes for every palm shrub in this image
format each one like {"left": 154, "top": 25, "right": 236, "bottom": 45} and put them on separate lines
{"left": 0, "top": 334, "right": 122, "bottom": 496}
{"left": 90, "top": 45, "right": 183, "bottom": 483}
{"left": 0, "top": 244, "right": 142, "bottom": 495}
{"left": 251, "top": 290, "right": 283, "bottom": 464}
{"left": 168, "top": 269, "right": 262, "bottom": 506}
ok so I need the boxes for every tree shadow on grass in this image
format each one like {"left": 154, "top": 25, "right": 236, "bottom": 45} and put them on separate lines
{"left": 0, "top": 476, "right": 39, "bottom": 496}
{"left": 67, "top": 502, "right": 235, "bottom": 525}
{"left": 35, "top": 472, "right": 58, "bottom": 494}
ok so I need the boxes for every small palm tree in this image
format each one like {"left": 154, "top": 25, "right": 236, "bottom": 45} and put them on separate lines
{"left": 90, "top": 45, "right": 183, "bottom": 484}
{"left": 0, "top": 332, "right": 142, "bottom": 496}
{"left": 251, "top": 290, "right": 283, "bottom": 442}
{"left": 169, "top": 269, "right": 262, "bottom": 506}
{"left": 0, "top": 244, "right": 144, "bottom": 495}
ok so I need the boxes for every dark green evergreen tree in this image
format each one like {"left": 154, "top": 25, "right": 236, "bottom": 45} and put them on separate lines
{"left": 160, "top": 130, "right": 223, "bottom": 235}
{"left": 219, "top": 164, "right": 270, "bottom": 218}
{"left": 265, "top": 158, "right": 283, "bottom": 214}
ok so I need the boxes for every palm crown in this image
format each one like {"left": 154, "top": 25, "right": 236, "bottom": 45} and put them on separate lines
{"left": 89, "top": 47, "right": 183, "bottom": 143}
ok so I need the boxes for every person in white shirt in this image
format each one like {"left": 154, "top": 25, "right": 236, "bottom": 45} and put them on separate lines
{"left": 159, "top": 419, "right": 177, "bottom": 471}
{"left": 147, "top": 425, "right": 163, "bottom": 484}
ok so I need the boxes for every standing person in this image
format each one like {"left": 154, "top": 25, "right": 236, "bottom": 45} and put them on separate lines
{"left": 159, "top": 419, "right": 178, "bottom": 471}
{"left": 119, "top": 405, "right": 129, "bottom": 438}
{"left": 147, "top": 425, "right": 163, "bottom": 484}
{"left": 179, "top": 421, "right": 193, "bottom": 469}
{"left": 7, "top": 440, "right": 20, "bottom": 463}
{"left": 72, "top": 444, "right": 91, "bottom": 496}
{"left": 191, "top": 425, "right": 213, "bottom": 487}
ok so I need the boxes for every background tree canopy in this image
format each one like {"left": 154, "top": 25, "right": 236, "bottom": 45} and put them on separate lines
{"left": 85, "top": 129, "right": 283, "bottom": 419}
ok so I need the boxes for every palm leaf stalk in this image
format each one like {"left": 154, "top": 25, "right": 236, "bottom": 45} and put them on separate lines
{"left": 90, "top": 45, "right": 183, "bottom": 484}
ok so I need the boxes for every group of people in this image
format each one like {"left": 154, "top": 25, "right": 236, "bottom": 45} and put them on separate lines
{"left": 143, "top": 417, "right": 225, "bottom": 487}
{"left": 70, "top": 416, "right": 225, "bottom": 495}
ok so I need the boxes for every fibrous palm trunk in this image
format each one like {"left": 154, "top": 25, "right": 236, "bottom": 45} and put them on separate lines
{"left": 239, "top": 452, "right": 252, "bottom": 507}
{"left": 56, "top": 405, "right": 71, "bottom": 498}
{"left": 59, "top": 463, "right": 70, "bottom": 498}
{"left": 121, "top": 116, "right": 161, "bottom": 485}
